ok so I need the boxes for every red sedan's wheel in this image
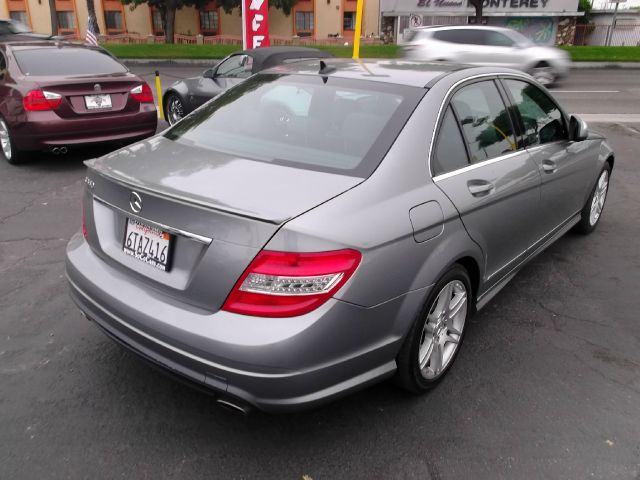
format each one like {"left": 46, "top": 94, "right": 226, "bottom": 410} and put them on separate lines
{"left": 0, "top": 118, "right": 23, "bottom": 165}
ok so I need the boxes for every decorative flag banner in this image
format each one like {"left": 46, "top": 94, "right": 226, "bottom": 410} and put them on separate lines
{"left": 242, "top": 0, "right": 270, "bottom": 49}
{"left": 85, "top": 15, "right": 99, "bottom": 46}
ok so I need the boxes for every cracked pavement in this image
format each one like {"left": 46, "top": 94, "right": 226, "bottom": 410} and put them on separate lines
{"left": 1, "top": 123, "right": 639, "bottom": 480}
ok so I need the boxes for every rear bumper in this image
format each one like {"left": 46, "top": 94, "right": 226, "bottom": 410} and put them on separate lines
{"left": 65, "top": 233, "right": 428, "bottom": 412}
{"left": 11, "top": 107, "right": 157, "bottom": 151}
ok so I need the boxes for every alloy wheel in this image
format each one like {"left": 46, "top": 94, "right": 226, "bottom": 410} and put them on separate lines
{"left": 418, "top": 280, "right": 467, "bottom": 380}
{"left": 530, "top": 66, "right": 555, "bottom": 86}
{"left": 0, "top": 119, "right": 12, "bottom": 161}
{"left": 167, "top": 96, "right": 184, "bottom": 125}
{"left": 589, "top": 169, "right": 609, "bottom": 226}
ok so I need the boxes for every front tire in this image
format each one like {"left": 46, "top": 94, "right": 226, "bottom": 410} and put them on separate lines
{"left": 164, "top": 93, "right": 186, "bottom": 126}
{"left": 396, "top": 265, "right": 472, "bottom": 392}
{"left": 575, "top": 164, "right": 611, "bottom": 234}
{"left": 0, "top": 117, "right": 24, "bottom": 165}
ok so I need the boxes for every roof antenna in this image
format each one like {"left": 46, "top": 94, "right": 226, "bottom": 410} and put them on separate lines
{"left": 318, "top": 60, "right": 336, "bottom": 75}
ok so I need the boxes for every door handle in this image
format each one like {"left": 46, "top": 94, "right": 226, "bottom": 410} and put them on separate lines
{"left": 542, "top": 159, "right": 557, "bottom": 173}
{"left": 467, "top": 180, "right": 495, "bottom": 197}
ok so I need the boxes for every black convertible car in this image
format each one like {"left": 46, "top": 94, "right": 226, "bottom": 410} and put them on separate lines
{"left": 162, "top": 46, "right": 333, "bottom": 125}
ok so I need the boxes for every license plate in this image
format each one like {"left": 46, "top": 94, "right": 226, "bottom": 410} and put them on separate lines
{"left": 84, "top": 94, "right": 112, "bottom": 110}
{"left": 123, "top": 218, "right": 172, "bottom": 271}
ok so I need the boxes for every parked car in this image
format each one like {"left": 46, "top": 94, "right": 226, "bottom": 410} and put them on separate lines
{"left": 66, "top": 59, "right": 613, "bottom": 413}
{"left": 402, "top": 25, "right": 571, "bottom": 86}
{"left": 162, "top": 46, "right": 333, "bottom": 125}
{"left": 0, "top": 18, "right": 50, "bottom": 42}
{"left": 0, "top": 41, "right": 157, "bottom": 164}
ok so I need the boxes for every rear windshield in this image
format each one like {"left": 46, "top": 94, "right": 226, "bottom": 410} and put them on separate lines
{"left": 165, "top": 74, "right": 425, "bottom": 177}
{"left": 14, "top": 48, "right": 127, "bottom": 76}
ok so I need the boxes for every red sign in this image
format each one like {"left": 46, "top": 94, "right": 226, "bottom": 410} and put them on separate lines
{"left": 242, "top": 0, "right": 270, "bottom": 49}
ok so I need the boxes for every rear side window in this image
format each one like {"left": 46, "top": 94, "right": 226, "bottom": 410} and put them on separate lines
{"left": 434, "top": 29, "right": 484, "bottom": 45}
{"left": 504, "top": 79, "right": 567, "bottom": 146}
{"left": 451, "top": 80, "right": 517, "bottom": 163}
{"left": 433, "top": 106, "right": 469, "bottom": 176}
{"left": 13, "top": 48, "right": 127, "bottom": 76}
{"left": 484, "top": 31, "right": 515, "bottom": 47}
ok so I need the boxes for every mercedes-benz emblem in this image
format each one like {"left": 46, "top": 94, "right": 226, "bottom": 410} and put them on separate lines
{"left": 129, "top": 192, "right": 142, "bottom": 213}
{"left": 94, "top": 84, "right": 101, "bottom": 92}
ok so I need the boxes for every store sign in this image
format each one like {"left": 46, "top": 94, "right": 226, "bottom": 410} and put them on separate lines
{"left": 242, "top": 0, "right": 270, "bottom": 49}
{"left": 382, "top": 0, "right": 578, "bottom": 13}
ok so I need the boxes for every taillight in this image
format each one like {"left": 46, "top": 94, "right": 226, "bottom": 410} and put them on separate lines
{"left": 23, "top": 90, "right": 62, "bottom": 111}
{"left": 130, "top": 83, "right": 154, "bottom": 103}
{"left": 222, "top": 249, "right": 362, "bottom": 317}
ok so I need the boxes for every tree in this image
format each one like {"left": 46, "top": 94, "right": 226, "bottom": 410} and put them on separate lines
{"left": 87, "top": 0, "right": 101, "bottom": 35}
{"left": 217, "top": 0, "right": 297, "bottom": 15}
{"left": 48, "top": 0, "right": 58, "bottom": 35}
{"left": 121, "top": 0, "right": 299, "bottom": 44}
{"left": 468, "top": 0, "right": 483, "bottom": 24}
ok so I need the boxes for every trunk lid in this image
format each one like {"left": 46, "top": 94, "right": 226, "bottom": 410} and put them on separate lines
{"left": 33, "top": 73, "right": 143, "bottom": 118}
{"left": 83, "top": 136, "right": 362, "bottom": 311}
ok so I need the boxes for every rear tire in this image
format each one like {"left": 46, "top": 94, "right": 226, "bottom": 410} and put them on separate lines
{"left": 395, "top": 265, "right": 472, "bottom": 393}
{"left": 0, "top": 117, "right": 24, "bottom": 165}
{"left": 164, "top": 93, "right": 185, "bottom": 126}
{"left": 575, "top": 164, "right": 611, "bottom": 234}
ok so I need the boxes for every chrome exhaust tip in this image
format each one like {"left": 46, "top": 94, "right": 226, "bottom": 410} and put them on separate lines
{"left": 51, "top": 147, "right": 60, "bottom": 155}
{"left": 59, "top": 146, "right": 68, "bottom": 154}
{"left": 216, "top": 397, "right": 252, "bottom": 415}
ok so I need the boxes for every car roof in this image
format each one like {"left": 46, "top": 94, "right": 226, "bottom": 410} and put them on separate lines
{"left": 408, "top": 25, "right": 513, "bottom": 33}
{"left": 230, "top": 46, "right": 333, "bottom": 72}
{"left": 2, "top": 40, "right": 100, "bottom": 51}
{"left": 261, "top": 58, "right": 478, "bottom": 88}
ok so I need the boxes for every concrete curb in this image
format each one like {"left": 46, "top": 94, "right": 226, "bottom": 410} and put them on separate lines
{"left": 570, "top": 61, "right": 640, "bottom": 69}
{"left": 122, "top": 58, "right": 640, "bottom": 69}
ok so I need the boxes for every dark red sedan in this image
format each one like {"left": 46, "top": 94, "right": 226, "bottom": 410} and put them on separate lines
{"left": 0, "top": 41, "right": 157, "bottom": 164}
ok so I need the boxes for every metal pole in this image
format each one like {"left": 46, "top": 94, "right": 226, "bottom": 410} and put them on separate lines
{"left": 606, "top": 1, "right": 619, "bottom": 46}
{"left": 155, "top": 70, "right": 164, "bottom": 121}
{"left": 352, "top": 0, "right": 365, "bottom": 59}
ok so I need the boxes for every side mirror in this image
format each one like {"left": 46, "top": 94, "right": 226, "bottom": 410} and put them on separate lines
{"left": 203, "top": 67, "right": 216, "bottom": 79}
{"left": 569, "top": 114, "right": 589, "bottom": 142}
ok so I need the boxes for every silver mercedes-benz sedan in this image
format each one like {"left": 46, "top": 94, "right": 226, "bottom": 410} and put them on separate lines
{"left": 65, "top": 59, "right": 613, "bottom": 413}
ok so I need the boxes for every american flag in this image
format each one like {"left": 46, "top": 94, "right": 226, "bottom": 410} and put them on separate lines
{"left": 85, "top": 15, "right": 99, "bottom": 46}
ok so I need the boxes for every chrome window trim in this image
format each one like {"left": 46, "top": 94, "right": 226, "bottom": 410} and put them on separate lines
{"left": 433, "top": 150, "right": 523, "bottom": 182}
{"left": 428, "top": 71, "right": 537, "bottom": 180}
{"left": 93, "top": 194, "right": 213, "bottom": 245}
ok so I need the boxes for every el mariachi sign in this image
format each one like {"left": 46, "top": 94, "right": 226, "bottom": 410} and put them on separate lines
{"left": 242, "top": 0, "right": 270, "bottom": 49}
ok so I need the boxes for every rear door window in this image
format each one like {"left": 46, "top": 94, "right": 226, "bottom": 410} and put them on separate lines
{"left": 483, "top": 31, "right": 515, "bottom": 47}
{"left": 13, "top": 47, "right": 127, "bottom": 76}
{"left": 432, "top": 106, "right": 469, "bottom": 176}
{"left": 503, "top": 79, "right": 567, "bottom": 146}
{"left": 451, "top": 80, "right": 517, "bottom": 163}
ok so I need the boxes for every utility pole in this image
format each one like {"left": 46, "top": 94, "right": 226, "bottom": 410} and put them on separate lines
{"left": 605, "top": 0, "right": 623, "bottom": 46}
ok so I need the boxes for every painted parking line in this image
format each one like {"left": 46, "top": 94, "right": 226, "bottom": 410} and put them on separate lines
{"left": 552, "top": 90, "right": 621, "bottom": 93}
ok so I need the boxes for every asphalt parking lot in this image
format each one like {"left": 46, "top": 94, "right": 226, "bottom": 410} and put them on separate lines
{"left": 1, "top": 69, "right": 640, "bottom": 479}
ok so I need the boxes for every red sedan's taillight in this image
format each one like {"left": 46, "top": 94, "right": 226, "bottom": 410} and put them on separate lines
{"left": 130, "top": 83, "right": 154, "bottom": 103}
{"left": 23, "top": 90, "right": 62, "bottom": 111}
{"left": 222, "top": 249, "right": 362, "bottom": 317}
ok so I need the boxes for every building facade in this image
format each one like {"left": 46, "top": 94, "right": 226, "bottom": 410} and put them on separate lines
{"left": 380, "top": 0, "right": 583, "bottom": 45}
{"left": 0, "top": 0, "right": 381, "bottom": 42}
